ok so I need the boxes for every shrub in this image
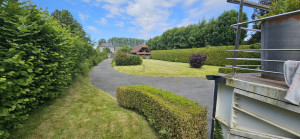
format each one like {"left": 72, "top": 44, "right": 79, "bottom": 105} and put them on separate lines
{"left": 189, "top": 53, "right": 207, "bottom": 68}
{"left": 116, "top": 85, "right": 207, "bottom": 139}
{"left": 268, "top": 0, "right": 300, "bottom": 16}
{"left": 214, "top": 120, "right": 224, "bottom": 139}
{"left": 103, "top": 47, "right": 112, "bottom": 54}
{"left": 114, "top": 52, "right": 142, "bottom": 66}
{"left": 118, "top": 45, "right": 132, "bottom": 53}
{"left": 151, "top": 44, "right": 261, "bottom": 66}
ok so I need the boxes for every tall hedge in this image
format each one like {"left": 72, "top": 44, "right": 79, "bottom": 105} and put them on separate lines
{"left": 150, "top": 44, "right": 261, "bottom": 66}
{"left": 117, "top": 85, "right": 207, "bottom": 139}
{"left": 0, "top": 1, "right": 105, "bottom": 137}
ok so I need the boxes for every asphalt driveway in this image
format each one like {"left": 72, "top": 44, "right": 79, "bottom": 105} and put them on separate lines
{"left": 89, "top": 59, "right": 215, "bottom": 136}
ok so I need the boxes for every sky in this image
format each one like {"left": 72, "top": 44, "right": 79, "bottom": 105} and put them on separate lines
{"left": 31, "top": 0, "right": 258, "bottom": 43}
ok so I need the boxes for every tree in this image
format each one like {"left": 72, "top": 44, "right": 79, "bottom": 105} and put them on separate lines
{"left": 210, "top": 10, "right": 248, "bottom": 46}
{"left": 103, "top": 47, "right": 111, "bottom": 54}
{"left": 51, "top": 9, "right": 92, "bottom": 44}
{"left": 97, "top": 39, "right": 106, "bottom": 48}
{"left": 146, "top": 10, "right": 248, "bottom": 50}
{"left": 118, "top": 45, "right": 132, "bottom": 53}
{"left": 248, "top": 0, "right": 271, "bottom": 44}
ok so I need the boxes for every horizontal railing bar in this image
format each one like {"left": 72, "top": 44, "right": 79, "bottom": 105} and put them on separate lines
{"left": 230, "top": 10, "right": 300, "bottom": 27}
{"left": 232, "top": 26, "right": 261, "bottom": 32}
{"left": 231, "top": 67, "right": 284, "bottom": 74}
{"left": 226, "top": 58, "right": 285, "bottom": 62}
{"left": 227, "top": 0, "right": 270, "bottom": 10}
{"left": 228, "top": 49, "right": 300, "bottom": 52}
{"left": 227, "top": 50, "right": 261, "bottom": 53}
{"left": 226, "top": 65, "right": 261, "bottom": 67}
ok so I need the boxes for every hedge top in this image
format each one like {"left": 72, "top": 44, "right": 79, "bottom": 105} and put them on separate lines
{"left": 119, "top": 85, "right": 206, "bottom": 114}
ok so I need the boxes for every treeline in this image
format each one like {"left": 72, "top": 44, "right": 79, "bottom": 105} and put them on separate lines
{"left": 146, "top": 10, "right": 248, "bottom": 50}
{"left": 97, "top": 37, "right": 146, "bottom": 47}
{"left": 0, "top": 1, "right": 105, "bottom": 137}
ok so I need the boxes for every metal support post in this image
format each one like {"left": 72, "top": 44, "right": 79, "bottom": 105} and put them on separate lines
{"left": 232, "top": 0, "right": 244, "bottom": 75}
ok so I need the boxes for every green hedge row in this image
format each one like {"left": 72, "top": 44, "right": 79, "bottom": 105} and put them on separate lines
{"left": 116, "top": 85, "right": 207, "bottom": 139}
{"left": 150, "top": 44, "right": 261, "bottom": 66}
{"left": 0, "top": 1, "right": 106, "bottom": 137}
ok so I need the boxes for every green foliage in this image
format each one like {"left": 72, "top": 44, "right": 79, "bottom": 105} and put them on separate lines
{"left": 146, "top": 10, "right": 248, "bottom": 50}
{"left": 114, "top": 52, "right": 142, "bottom": 66}
{"left": 209, "top": 10, "right": 248, "bottom": 46}
{"left": 51, "top": 9, "right": 92, "bottom": 44}
{"left": 285, "top": 0, "right": 300, "bottom": 12}
{"left": 107, "top": 37, "right": 146, "bottom": 47}
{"left": 118, "top": 45, "right": 133, "bottom": 53}
{"left": 151, "top": 44, "right": 261, "bottom": 66}
{"left": 257, "top": 0, "right": 300, "bottom": 18}
{"left": 116, "top": 85, "right": 207, "bottom": 139}
{"left": 214, "top": 120, "right": 224, "bottom": 139}
{"left": 103, "top": 47, "right": 112, "bottom": 54}
{"left": 0, "top": 1, "right": 106, "bottom": 138}
{"left": 97, "top": 38, "right": 106, "bottom": 47}
{"left": 218, "top": 67, "right": 260, "bottom": 74}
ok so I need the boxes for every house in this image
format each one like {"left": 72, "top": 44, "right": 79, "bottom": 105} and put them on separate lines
{"left": 130, "top": 44, "right": 151, "bottom": 59}
{"left": 99, "top": 43, "right": 119, "bottom": 53}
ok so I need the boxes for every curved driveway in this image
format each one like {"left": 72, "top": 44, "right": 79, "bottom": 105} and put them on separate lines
{"left": 89, "top": 59, "right": 214, "bottom": 136}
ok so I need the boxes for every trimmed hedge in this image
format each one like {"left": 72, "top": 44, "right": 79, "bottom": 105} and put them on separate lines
{"left": 150, "top": 44, "right": 261, "bottom": 66}
{"left": 116, "top": 85, "right": 207, "bottom": 139}
{"left": 0, "top": 1, "right": 106, "bottom": 137}
{"left": 114, "top": 52, "right": 142, "bottom": 66}
{"left": 218, "top": 67, "right": 260, "bottom": 74}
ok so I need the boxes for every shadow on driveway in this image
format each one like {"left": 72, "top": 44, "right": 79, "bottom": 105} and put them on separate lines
{"left": 89, "top": 59, "right": 215, "bottom": 136}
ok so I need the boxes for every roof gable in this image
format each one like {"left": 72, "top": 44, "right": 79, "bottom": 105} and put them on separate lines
{"left": 130, "top": 44, "right": 151, "bottom": 55}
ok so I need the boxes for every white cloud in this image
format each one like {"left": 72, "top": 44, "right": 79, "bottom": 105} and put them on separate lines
{"left": 183, "top": 0, "right": 198, "bottom": 7}
{"left": 102, "top": 4, "right": 124, "bottom": 18}
{"left": 115, "top": 21, "right": 125, "bottom": 27}
{"left": 86, "top": 26, "right": 100, "bottom": 33}
{"left": 96, "top": 18, "right": 107, "bottom": 24}
{"left": 125, "top": 0, "right": 182, "bottom": 38}
{"left": 178, "top": 0, "right": 234, "bottom": 27}
{"left": 83, "top": 0, "right": 235, "bottom": 39}
{"left": 79, "top": 13, "right": 89, "bottom": 21}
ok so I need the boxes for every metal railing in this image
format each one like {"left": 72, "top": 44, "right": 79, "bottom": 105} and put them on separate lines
{"left": 228, "top": 6, "right": 300, "bottom": 75}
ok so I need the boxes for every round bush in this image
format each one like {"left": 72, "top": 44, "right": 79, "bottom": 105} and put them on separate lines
{"left": 189, "top": 53, "right": 208, "bottom": 68}
{"left": 115, "top": 52, "right": 142, "bottom": 66}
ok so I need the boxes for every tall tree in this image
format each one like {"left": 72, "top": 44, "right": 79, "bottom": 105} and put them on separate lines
{"left": 51, "top": 9, "right": 93, "bottom": 44}
{"left": 210, "top": 10, "right": 248, "bottom": 46}
{"left": 146, "top": 10, "right": 248, "bottom": 50}
{"left": 97, "top": 39, "right": 106, "bottom": 47}
{"left": 248, "top": 0, "right": 271, "bottom": 44}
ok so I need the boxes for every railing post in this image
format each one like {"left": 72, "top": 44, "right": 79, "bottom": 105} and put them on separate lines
{"left": 232, "top": 0, "right": 244, "bottom": 75}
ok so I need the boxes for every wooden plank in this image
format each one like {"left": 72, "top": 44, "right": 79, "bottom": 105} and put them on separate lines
{"left": 227, "top": 0, "right": 270, "bottom": 10}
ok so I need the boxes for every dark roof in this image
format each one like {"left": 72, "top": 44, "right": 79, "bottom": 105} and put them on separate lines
{"left": 130, "top": 44, "right": 151, "bottom": 55}
{"left": 100, "top": 43, "right": 114, "bottom": 47}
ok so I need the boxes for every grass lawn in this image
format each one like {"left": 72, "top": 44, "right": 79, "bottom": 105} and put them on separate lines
{"left": 113, "top": 59, "right": 220, "bottom": 78}
{"left": 10, "top": 76, "right": 157, "bottom": 139}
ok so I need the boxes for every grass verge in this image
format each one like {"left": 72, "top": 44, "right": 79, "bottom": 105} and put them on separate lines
{"left": 113, "top": 59, "right": 220, "bottom": 78}
{"left": 9, "top": 76, "right": 157, "bottom": 139}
